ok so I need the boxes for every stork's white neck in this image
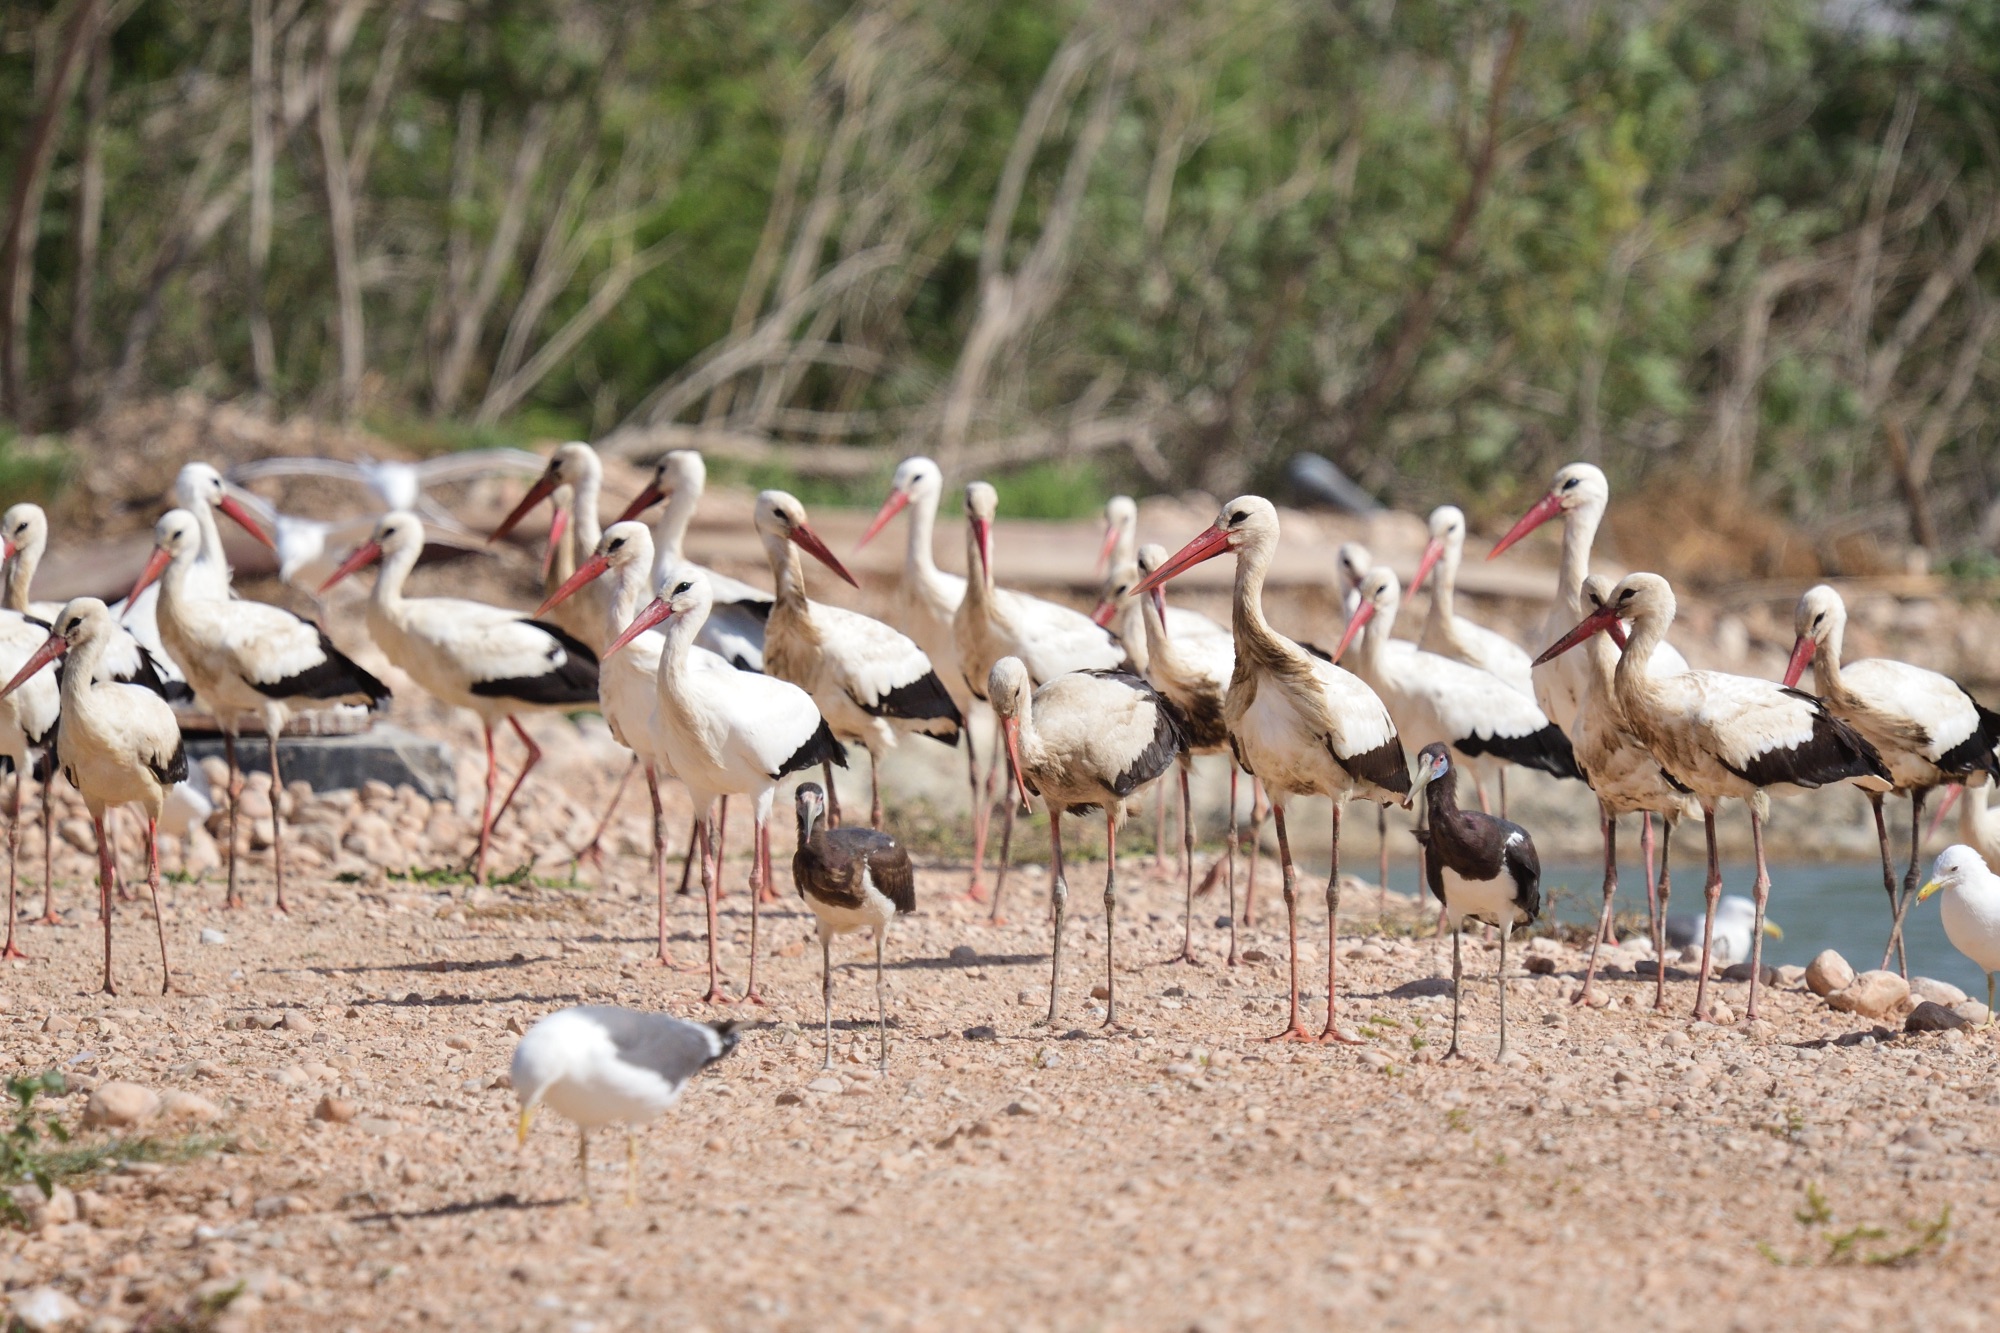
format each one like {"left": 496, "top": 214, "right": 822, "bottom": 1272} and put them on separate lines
{"left": 1427, "top": 535, "right": 1461, "bottom": 635}
{"left": 1612, "top": 604, "right": 1672, "bottom": 718}
{"left": 1809, "top": 607, "right": 1849, "bottom": 699}
{"left": 763, "top": 531, "right": 808, "bottom": 607}
{"left": 649, "top": 484, "right": 702, "bottom": 585}
{"left": 369, "top": 541, "right": 421, "bottom": 615}
{"left": 1554, "top": 498, "right": 1604, "bottom": 626}
{"left": 3, "top": 531, "right": 40, "bottom": 614}
{"left": 904, "top": 485, "right": 942, "bottom": 583}
{"left": 571, "top": 465, "right": 603, "bottom": 557}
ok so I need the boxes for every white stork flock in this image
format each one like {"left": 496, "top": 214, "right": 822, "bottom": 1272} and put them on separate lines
{"left": 1784, "top": 583, "right": 2000, "bottom": 972}
{"left": 0, "top": 599, "right": 184, "bottom": 995}
{"left": 1133, "top": 497, "right": 1410, "bottom": 1042}
{"left": 755, "top": 490, "right": 961, "bottom": 831}
{"left": 1409, "top": 504, "right": 1535, "bottom": 696}
{"left": 320, "top": 512, "right": 600, "bottom": 884}
{"left": 954, "top": 481, "right": 1125, "bottom": 914}
{"left": 987, "top": 656, "right": 1187, "bottom": 1028}
{"left": 1537, "top": 573, "right": 1889, "bottom": 1021}
{"left": 128, "top": 509, "right": 390, "bottom": 912}
{"left": 606, "top": 568, "right": 847, "bottom": 1005}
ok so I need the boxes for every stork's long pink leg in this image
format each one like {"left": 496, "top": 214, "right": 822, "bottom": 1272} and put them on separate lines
{"left": 1744, "top": 806, "right": 1773, "bottom": 1023}
{"left": 1319, "top": 800, "right": 1361, "bottom": 1043}
{"left": 1223, "top": 767, "right": 1240, "bottom": 966}
{"left": 1377, "top": 802, "right": 1388, "bottom": 916}
{"left": 1884, "top": 790, "right": 1926, "bottom": 977}
{"left": 93, "top": 813, "right": 116, "bottom": 996}
{"left": 1576, "top": 803, "right": 1617, "bottom": 1006}
{"left": 575, "top": 754, "right": 637, "bottom": 874}
{"left": 1165, "top": 764, "right": 1199, "bottom": 965}
{"left": 1691, "top": 807, "right": 1722, "bottom": 1022}
{"left": 1044, "top": 811, "right": 1068, "bottom": 1027}
{"left": 742, "top": 816, "right": 769, "bottom": 1005}
{"left": 1102, "top": 807, "right": 1122, "bottom": 1027}
{"left": 643, "top": 767, "right": 684, "bottom": 970}
{"left": 695, "top": 807, "right": 731, "bottom": 1005}
{"left": 1652, "top": 818, "right": 1675, "bottom": 1012}
{"left": 1264, "top": 803, "right": 1312, "bottom": 1042}
{"left": 1641, "top": 811, "right": 1658, "bottom": 928}
{"left": 963, "top": 724, "right": 988, "bottom": 902}
{"left": 1243, "top": 781, "right": 1265, "bottom": 928}
{"left": 488, "top": 717, "right": 543, "bottom": 835}
{"left": 267, "top": 731, "right": 289, "bottom": 914}
{"left": 145, "top": 816, "right": 171, "bottom": 995}
{"left": 968, "top": 728, "right": 1001, "bottom": 903}
{"left": 223, "top": 731, "right": 242, "bottom": 909}
{"left": 2, "top": 772, "right": 26, "bottom": 960}
{"left": 473, "top": 721, "right": 498, "bottom": 886}
{"left": 35, "top": 768, "right": 56, "bottom": 925}
{"left": 1867, "top": 793, "right": 1899, "bottom": 972}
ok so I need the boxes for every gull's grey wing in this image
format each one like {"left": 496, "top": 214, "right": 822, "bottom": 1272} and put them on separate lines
{"left": 578, "top": 1007, "right": 737, "bottom": 1090}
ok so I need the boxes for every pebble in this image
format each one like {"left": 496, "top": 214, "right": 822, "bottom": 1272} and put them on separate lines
{"left": 8, "top": 1288, "right": 83, "bottom": 1332}
{"left": 1908, "top": 976, "right": 1967, "bottom": 1007}
{"left": 1905, "top": 1001, "right": 1969, "bottom": 1034}
{"left": 252, "top": 1195, "right": 304, "bottom": 1218}
{"left": 948, "top": 945, "right": 979, "bottom": 966}
{"left": 806, "top": 1077, "right": 842, "bottom": 1095}
{"left": 313, "top": 1095, "right": 358, "bottom": 1124}
{"left": 8, "top": 1183, "right": 76, "bottom": 1229}
{"left": 40, "top": 1013, "right": 75, "bottom": 1034}
{"left": 159, "top": 1090, "right": 222, "bottom": 1124}
{"left": 199, "top": 928, "right": 228, "bottom": 946}
{"left": 1805, "top": 949, "right": 1854, "bottom": 997}
{"left": 1827, "top": 970, "right": 1909, "bottom": 1020}
{"left": 278, "top": 1011, "right": 317, "bottom": 1034}
{"left": 82, "top": 1081, "right": 160, "bottom": 1129}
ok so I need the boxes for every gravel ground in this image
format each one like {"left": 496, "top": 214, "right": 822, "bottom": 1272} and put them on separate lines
{"left": 0, "top": 745, "right": 1995, "bottom": 1333}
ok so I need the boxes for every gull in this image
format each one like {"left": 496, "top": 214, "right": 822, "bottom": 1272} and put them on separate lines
{"left": 229, "top": 448, "right": 547, "bottom": 527}
{"left": 1918, "top": 845, "right": 2000, "bottom": 1020}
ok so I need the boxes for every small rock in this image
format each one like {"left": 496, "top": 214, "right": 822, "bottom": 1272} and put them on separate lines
{"left": 1827, "top": 970, "right": 1910, "bottom": 1020}
{"left": 1720, "top": 962, "right": 1776, "bottom": 984}
{"left": 1909, "top": 976, "right": 1968, "bottom": 1007}
{"left": 159, "top": 1090, "right": 221, "bottom": 1124}
{"left": 199, "top": 928, "right": 228, "bottom": 946}
{"left": 1805, "top": 949, "right": 1855, "bottom": 997}
{"left": 1906, "top": 1001, "right": 1970, "bottom": 1034}
{"left": 775, "top": 1091, "right": 804, "bottom": 1106}
{"left": 251, "top": 1195, "right": 303, "bottom": 1218}
{"left": 353, "top": 1117, "right": 402, "bottom": 1136}
{"left": 962, "top": 1025, "right": 998, "bottom": 1041}
{"left": 9, "top": 1183, "right": 76, "bottom": 1228}
{"left": 9, "top": 1287, "right": 84, "bottom": 1331}
{"left": 947, "top": 945, "right": 979, "bottom": 966}
{"left": 82, "top": 1081, "right": 160, "bottom": 1129}
{"left": 444, "top": 1034, "right": 475, "bottom": 1052}
{"left": 1089, "top": 984, "right": 1110, "bottom": 1001}
{"left": 1359, "top": 1050, "right": 1393, "bottom": 1072}
{"left": 312, "top": 1095, "right": 358, "bottom": 1124}
{"left": 1016, "top": 990, "right": 1036, "bottom": 1006}
{"left": 1708, "top": 1000, "right": 1735, "bottom": 1025}
{"left": 1003, "top": 1100, "right": 1040, "bottom": 1117}
{"left": 1953, "top": 1000, "right": 1992, "bottom": 1024}
{"left": 1773, "top": 964, "right": 1806, "bottom": 988}
{"left": 1239, "top": 949, "right": 1271, "bottom": 964}
{"left": 1524, "top": 955, "right": 1557, "bottom": 975}
{"left": 1894, "top": 1125, "right": 1941, "bottom": 1153}
{"left": 278, "top": 1011, "right": 316, "bottom": 1035}
{"left": 806, "top": 1077, "right": 842, "bottom": 1095}
{"left": 40, "top": 1013, "right": 76, "bottom": 1034}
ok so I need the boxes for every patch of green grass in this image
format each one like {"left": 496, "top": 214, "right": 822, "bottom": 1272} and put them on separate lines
{"left": 2, "top": 1071, "right": 225, "bottom": 1228}
{"left": 1762, "top": 1181, "right": 1951, "bottom": 1268}
{"left": 362, "top": 408, "right": 582, "bottom": 460}
{"left": 989, "top": 458, "right": 1109, "bottom": 521}
{"left": 0, "top": 428, "right": 72, "bottom": 504}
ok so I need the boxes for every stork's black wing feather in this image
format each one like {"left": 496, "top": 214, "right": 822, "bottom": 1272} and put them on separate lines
{"left": 1721, "top": 694, "right": 1888, "bottom": 789}
{"left": 776, "top": 715, "right": 849, "bottom": 778}
{"left": 469, "top": 619, "right": 599, "bottom": 706}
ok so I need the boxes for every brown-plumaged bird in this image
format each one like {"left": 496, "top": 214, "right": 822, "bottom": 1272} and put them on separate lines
{"left": 791, "top": 783, "right": 914, "bottom": 1069}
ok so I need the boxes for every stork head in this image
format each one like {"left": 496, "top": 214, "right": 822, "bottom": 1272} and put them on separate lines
{"left": 857, "top": 456, "right": 943, "bottom": 551}
{"left": 602, "top": 565, "right": 712, "bottom": 659}
{"left": 1, "top": 502, "right": 46, "bottom": 565}
{"left": 490, "top": 442, "right": 598, "bottom": 544}
{"left": 537, "top": 521, "right": 650, "bottom": 617}
{"left": 1410, "top": 506, "right": 1466, "bottom": 597}
{"left": 0, "top": 596, "right": 109, "bottom": 701}
{"left": 319, "top": 510, "right": 423, "bottom": 593}
{"left": 1920, "top": 843, "right": 1991, "bottom": 904}
{"left": 986, "top": 656, "right": 1034, "bottom": 811}
{"left": 1784, "top": 584, "right": 1845, "bottom": 689}
{"left": 1403, "top": 742, "right": 1451, "bottom": 809}
{"left": 1534, "top": 572, "right": 1673, "bottom": 666}
{"left": 1097, "top": 494, "right": 1138, "bottom": 577}
{"left": 1128, "top": 543, "right": 1171, "bottom": 630}
{"left": 123, "top": 509, "right": 203, "bottom": 612}
{"left": 615, "top": 449, "right": 705, "bottom": 524}
{"left": 754, "top": 490, "right": 859, "bottom": 588}
{"left": 1488, "top": 462, "right": 1609, "bottom": 560}
{"left": 1579, "top": 574, "right": 1629, "bottom": 650}
{"left": 794, "top": 782, "right": 828, "bottom": 841}
{"left": 1131, "top": 496, "right": 1277, "bottom": 597}
{"left": 963, "top": 482, "right": 1000, "bottom": 582}
{"left": 1332, "top": 566, "right": 1400, "bottom": 663}
{"left": 176, "top": 462, "right": 275, "bottom": 551}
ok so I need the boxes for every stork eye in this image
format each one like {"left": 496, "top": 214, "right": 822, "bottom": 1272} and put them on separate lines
{"left": 1619, "top": 590, "right": 1634, "bottom": 603}
{"left": 673, "top": 582, "right": 692, "bottom": 596}
{"left": 1561, "top": 477, "right": 1578, "bottom": 490}
{"left": 1228, "top": 510, "right": 1246, "bottom": 525}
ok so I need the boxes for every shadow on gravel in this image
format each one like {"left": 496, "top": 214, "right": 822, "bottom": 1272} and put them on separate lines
{"left": 354, "top": 1192, "right": 568, "bottom": 1224}
{"left": 887, "top": 952, "right": 1045, "bottom": 970}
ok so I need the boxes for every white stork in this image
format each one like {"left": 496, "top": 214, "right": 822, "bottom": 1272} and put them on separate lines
{"left": 1936, "top": 781, "right": 2000, "bottom": 873}
{"left": 1133, "top": 496, "right": 1411, "bottom": 1042}
{"left": 1537, "top": 573, "right": 1889, "bottom": 1021}
{"left": 614, "top": 450, "right": 774, "bottom": 671}
{"left": 0, "top": 608, "right": 59, "bottom": 957}
{"left": 605, "top": 568, "right": 847, "bottom": 1005}
{"left": 755, "top": 490, "right": 961, "bottom": 830}
{"left": 1095, "top": 494, "right": 1138, "bottom": 580}
{"left": 1334, "top": 566, "right": 1579, "bottom": 809}
{"left": 855, "top": 455, "right": 989, "bottom": 897}
{"left": 1409, "top": 505, "right": 1534, "bottom": 696}
{"left": 320, "top": 512, "right": 601, "bottom": 884}
{"left": 988, "top": 656, "right": 1187, "bottom": 1028}
{"left": 539, "top": 521, "right": 739, "bottom": 967}
{"left": 128, "top": 510, "right": 390, "bottom": 912}
{"left": 487, "top": 442, "right": 618, "bottom": 653}
{"left": 0, "top": 599, "right": 185, "bottom": 995}
{"left": 1784, "top": 583, "right": 2000, "bottom": 973}
{"left": 954, "top": 481, "right": 1125, "bottom": 912}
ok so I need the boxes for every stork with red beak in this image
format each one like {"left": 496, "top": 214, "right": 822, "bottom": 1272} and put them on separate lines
{"left": 1407, "top": 505, "right": 1534, "bottom": 696}
{"left": 488, "top": 442, "right": 617, "bottom": 653}
{"left": 1782, "top": 583, "right": 2000, "bottom": 974}
{"left": 613, "top": 450, "right": 775, "bottom": 672}
{"left": 756, "top": 491, "right": 960, "bottom": 831}
{"left": 1132, "top": 497, "right": 1409, "bottom": 1042}
{"left": 1536, "top": 573, "right": 1889, "bottom": 1022}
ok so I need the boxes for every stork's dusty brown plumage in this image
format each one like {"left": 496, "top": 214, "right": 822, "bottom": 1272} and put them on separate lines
{"left": 792, "top": 783, "right": 914, "bottom": 1070}
{"left": 1406, "top": 744, "right": 1540, "bottom": 1059}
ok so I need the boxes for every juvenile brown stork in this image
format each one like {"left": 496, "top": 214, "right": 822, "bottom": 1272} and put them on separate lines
{"left": 1537, "top": 573, "right": 1889, "bottom": 1021}
{"left": 988, "top": 657, "right": 1187, "bottom": 1028}
{"left": 757, "top": 491, "right": 962, "bottom": 830}
{"left": 1132, "top": 498, "right": 1410, "bottom": 1042}
{"left": 1783, "top": 583, "right": 2000, "bottom": 973}
{"left": 1406, "top": 744, "right": 1540, "bottom": 1058}
{"left": 791, "top": 783, "right": 914, "bottom": 1069}
{"left": 0, "top": 600, "right": 186, "bottom": 995}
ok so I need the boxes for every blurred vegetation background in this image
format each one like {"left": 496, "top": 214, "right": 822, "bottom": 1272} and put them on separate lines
{"left": 2, "top": 0, "right": 1999, "bottom": 551}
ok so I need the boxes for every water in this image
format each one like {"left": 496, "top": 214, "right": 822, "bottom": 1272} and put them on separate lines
{"left": 1372, "top": 859, "right": 1989, "bottom": 1001}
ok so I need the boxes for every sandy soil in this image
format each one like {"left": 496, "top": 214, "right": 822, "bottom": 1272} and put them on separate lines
{"left": 0, "top": 785, "right": 1994, "bottom": 1333}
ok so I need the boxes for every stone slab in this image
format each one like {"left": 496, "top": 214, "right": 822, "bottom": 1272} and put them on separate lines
{"left": 182, "top": 725, "right": 455, "bottom": 801}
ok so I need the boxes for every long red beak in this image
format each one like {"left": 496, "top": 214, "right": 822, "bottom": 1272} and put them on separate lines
{"left": 971, "top": 516, "right": 993, "bottom": 582}
{"left": 1408, "top": 537, "right": 1445, "bottom": 596}
{"left": 789, "top": 522, "right": 859, "bottom": 589}
{"left": 1781, "top": 635, "right": 1816, "bottom": 690}
{"left": 318, "top": 539, "right": 383, "bottom": 594}
{"left": 604, "top": 596, "right": 673, "bottom": 658}
{"left": 1090, "top": 597, "right": 1118, "bottom": 628}
{"left": 1533, "top": 604, "right": 1622, "bottom": 666}
{"left": 536, "top": 551, "right": 610, "bottom": 617}
{"left": 1093, "top": 523, "right": 1121, "bottom": 580}
{"left": 1487, "top": 491, "right": 1564, "bottom": 560}
{"left": 1930, "top": 784, "right": 1964, "bottom": 839}
{"left": 1131, "top": 524, "right": 1230, "bottom": 596}
{"left": 490, "top": 470, "right": 563, "bottom": 544}
{"left": 1331, "top": 601, "right": 1375, "bottom": 663}
{"left": 217, "top": 495, "right": 276, "bottom": 551}
{"left": 614, "top": 481, "right": 666, "bottom": 525}
{"left": 540, "top": 506, "right": 569, "bottom": 581}
{"left": 1002, "top": 717, "right": 1031, "bottom": 811}
{"left": 2, "top": 538, "right": 14, "bottom": 561}
{"left": 123, "top": 547, "right": 173, "bottom": 617}
{"left": 0, "top": 631, "right": 64, "bottom": 701}
{"left": 1608, "top": 619, "right": 1628, "bottom": 649}
{"left": 857, "top": 489, "right": 909, "bottom": 551}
